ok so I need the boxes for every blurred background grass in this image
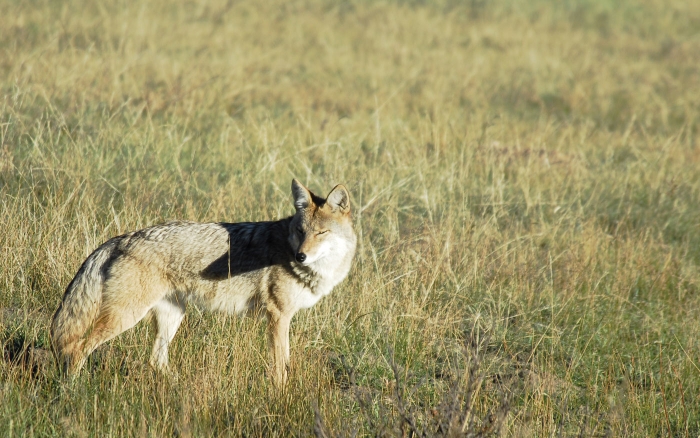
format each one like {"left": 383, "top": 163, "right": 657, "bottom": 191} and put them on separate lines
{"left": 1, "top": 0, "right": 699, "bottom": 435}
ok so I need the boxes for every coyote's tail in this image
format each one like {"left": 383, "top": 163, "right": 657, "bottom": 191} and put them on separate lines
{"left": 50, "top": 240, "right": 116, "bottom": 371}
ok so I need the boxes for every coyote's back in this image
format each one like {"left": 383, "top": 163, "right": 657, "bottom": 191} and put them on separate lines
{"left": 51, "top": 179, "right": 357, "bottom": 384}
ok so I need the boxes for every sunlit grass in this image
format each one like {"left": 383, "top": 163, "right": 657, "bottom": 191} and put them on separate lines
{"left": 2, "top": 0, "right": 700, "bottom": 435}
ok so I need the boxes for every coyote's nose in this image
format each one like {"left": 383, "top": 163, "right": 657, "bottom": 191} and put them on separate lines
{"left": 295, "top": 252, "right": 307, "bottom": 263}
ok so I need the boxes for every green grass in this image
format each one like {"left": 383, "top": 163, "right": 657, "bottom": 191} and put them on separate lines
{"left": 2, "top": 0, "right": 700, "bottom": 435}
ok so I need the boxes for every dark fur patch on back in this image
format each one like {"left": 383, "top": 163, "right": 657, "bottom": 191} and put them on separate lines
{"left": 200, "top": 218, "right": 295, "bottom": 280}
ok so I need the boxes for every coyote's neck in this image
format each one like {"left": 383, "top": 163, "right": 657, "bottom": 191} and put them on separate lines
{"left": 298, "top": 237, "right": 356, "bottom": 296}
{"left": 290, "top": 263, "right": 321, "bottom": 290}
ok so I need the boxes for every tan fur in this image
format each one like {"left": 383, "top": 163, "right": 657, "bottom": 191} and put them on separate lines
{"left": 51, "top": 179, "right": 356, "bottom": 386}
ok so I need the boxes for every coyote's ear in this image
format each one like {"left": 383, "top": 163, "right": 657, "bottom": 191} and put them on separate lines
{"left": 291, "top": 179, "right": 312, "bottom": 210}
{"left": 326, "top": 184, "right": 350, "bottom": 214}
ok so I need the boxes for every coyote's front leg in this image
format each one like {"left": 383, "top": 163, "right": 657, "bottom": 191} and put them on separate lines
{"left": 267, "top": 309, "right": 292, "bottom": 387}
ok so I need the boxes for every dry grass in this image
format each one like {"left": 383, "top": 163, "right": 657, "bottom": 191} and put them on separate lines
{"left": 2, "top": 0, "right": 700, "bottom": 435}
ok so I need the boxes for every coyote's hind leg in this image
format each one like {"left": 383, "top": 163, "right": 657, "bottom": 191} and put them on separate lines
{"left": 149, "top": 295, "right": 186, "bottom": 371}
{"left": 71, "top": 303, "right": 153, "bottom": 375}
{"left": 70, "top": 262, "right": 171, "bottom": 375}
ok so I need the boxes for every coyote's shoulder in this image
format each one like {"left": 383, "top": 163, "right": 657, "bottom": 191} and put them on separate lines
{"left": 51, "top": 179, "right": 356, "bottom": 385}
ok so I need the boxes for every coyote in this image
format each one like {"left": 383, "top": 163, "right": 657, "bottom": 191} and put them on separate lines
{"left": 51, "top": 179, "right": 356, "bottom": 385}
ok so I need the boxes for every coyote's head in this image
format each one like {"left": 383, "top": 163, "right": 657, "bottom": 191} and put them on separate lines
{"left": 288, "top": 179, "right": 355, "bottom": 266}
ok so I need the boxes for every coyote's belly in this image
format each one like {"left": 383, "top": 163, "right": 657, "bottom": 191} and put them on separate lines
{"left": 185, "top": 275, "right": 261, "bottom": 315}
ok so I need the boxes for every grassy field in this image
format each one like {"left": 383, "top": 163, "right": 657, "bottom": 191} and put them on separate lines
{"left": 2, "top": 0, "right": 700, "bottom": 435}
